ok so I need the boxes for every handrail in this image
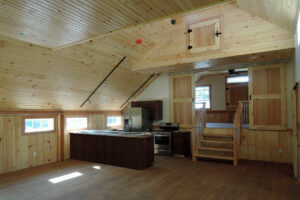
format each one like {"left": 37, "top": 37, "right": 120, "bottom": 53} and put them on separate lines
{"left": 192, "top": 103, "right": 206, "bottom": 161}
{"left": 233, "top": 101, "right": 244, "bottom": 167}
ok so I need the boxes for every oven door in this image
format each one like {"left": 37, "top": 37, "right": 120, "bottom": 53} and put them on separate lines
{"left": 154, "top": 134, "right": 171, "bottom": 149}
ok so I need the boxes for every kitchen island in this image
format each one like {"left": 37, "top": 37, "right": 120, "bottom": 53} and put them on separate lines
{"left": 70, "top": 130, "right": 154, "bottom": 170}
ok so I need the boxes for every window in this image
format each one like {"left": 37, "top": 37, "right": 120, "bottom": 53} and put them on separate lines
{"left": 24, "top": 117, "right": 55, "bottom": 134}
{"left": 195, "top": 86, "right": 211, "bottom": 109}
{"left": 297, "top": 10, "right": 300, "bottom": 46}
{"left": 107, "top": 116, "right": 122, "bottom": 127}
{"left": 226, "top": 76, "right": 249, "bottom": 84}
{"left": 66, "top": 117, "right": 88, "bottom": 130}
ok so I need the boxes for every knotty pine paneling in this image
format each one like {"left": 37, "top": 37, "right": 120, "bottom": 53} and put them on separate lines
{"left": 237, "top": 0, "right": 299, "bottom": 33}
{"left": 239, "top": 129, "right": 293, "bottom": 163}
{"left": 0, "top": 32, "right": 150, "bottom": 110}
{"left": 0, "top": 115, "right": 59, "bottom": 175}
{"left": 0, "top": 0, "right": 227, "bottom": 48}
{"left": 133, "top": 2, "right": 294, "bottom": 72}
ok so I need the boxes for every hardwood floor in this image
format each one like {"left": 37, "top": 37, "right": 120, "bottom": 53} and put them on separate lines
{"left": 0, "top": 156, "right": 299, "bottom": 200}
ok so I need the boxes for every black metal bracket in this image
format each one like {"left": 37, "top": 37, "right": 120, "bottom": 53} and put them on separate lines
{"left": 293, "top": 82, "right": 298, "bottom": 90}
{"left": 80, "top": 56, "right": 126, "bottom": 108}
{"left": 188, "top": 29, "right": 192, "bottom": 33}
{"left": 120, "top": 74, "right": 155, "bottom": 108}
{"left": 215, "top": 30, "right": 222, "bottom": 37}
{"left": 188, "top": 45, "right": 193, "bottom": 50}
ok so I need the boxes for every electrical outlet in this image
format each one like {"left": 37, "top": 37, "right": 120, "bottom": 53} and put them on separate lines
{"left": 33, "top": 152, "right": 37, "bottom": 157}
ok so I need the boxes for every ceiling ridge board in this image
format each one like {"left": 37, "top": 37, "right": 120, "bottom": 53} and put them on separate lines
{"left": 53, "top": 0, "right": 235, "bottom": 51}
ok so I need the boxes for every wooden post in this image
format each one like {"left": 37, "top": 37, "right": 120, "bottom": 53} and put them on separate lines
{"left": 192, "top": 127, "right": 196, "bottom": 161}
{"left": 60, "top": 113, "right": 65, "bottom": 162}
{"left": 292, "top": 88, "right": 298, "bottom": 178}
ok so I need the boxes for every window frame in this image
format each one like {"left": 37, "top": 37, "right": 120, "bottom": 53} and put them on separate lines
{"left": 195, "top": 84, "right": 212, "bottom": 110}
{"left": 65, "top": 115, "right": 89, "bottom": 131}
{"left": 106, "top": 116, "right": 123, "bottom": 128}
{"left": 22, "top": 115, "right": 57, "bottom": 135}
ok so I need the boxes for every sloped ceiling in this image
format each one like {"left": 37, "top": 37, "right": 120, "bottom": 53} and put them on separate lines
{"left": 236, "top": 0, "right": 299, "bottom": 33}
{"left": 0, "top": 0, "right": 298, "bottom": 111}
{"left": 0, "top": 26, "right": 158, "bottom": 110}
{"left": 0, "top": 0, "right": 228, "bottom": 49}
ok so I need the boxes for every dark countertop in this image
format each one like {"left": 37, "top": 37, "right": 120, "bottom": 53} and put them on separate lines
{"left": 70, "top": 130, "right": 154, "bottom": 138}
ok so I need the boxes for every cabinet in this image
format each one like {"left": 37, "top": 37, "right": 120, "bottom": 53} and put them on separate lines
{"left": 188, "top": 18, "right": 221, "bottom": 53}
{"left": 131, "top": 100, "right": 162, "bottom": 120}
{"left": 172, "top": 131, "right": 191, "bottom": 157}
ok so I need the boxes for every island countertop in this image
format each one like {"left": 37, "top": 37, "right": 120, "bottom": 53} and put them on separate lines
{"left": 70, "top": 130, "right": 154, "bottom": 170}
{"left": 70, "top": 130, "right": 154, "bottom": 138}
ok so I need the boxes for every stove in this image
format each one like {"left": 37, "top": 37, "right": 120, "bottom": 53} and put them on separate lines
{"left": 153, "top": 122, "right": 179, "bottom": 156}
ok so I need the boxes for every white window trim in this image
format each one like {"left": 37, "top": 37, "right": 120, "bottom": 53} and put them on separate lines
{"left": 23, "top": 115, "right": 57, "bottom": 135}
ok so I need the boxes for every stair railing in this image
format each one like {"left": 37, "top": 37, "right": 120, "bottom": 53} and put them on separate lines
{"left": 239, "top": 101, "right": 249, "bottom": 125}
{"left": 233, "top": 101, "right": 244, "bottom": 167}
{"left": 192, "top": 103, "right": 206, "bottom": 161}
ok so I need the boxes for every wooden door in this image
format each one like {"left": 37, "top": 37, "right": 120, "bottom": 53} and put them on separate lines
{"left": 188, "top": 18, "right": 221, "bottom": 53}
{"left": 170, "top": 74, "right": 195, "bottom": 128}
{"left": 248, "top": 63, "right": 287, "bottom": 130}
{"left": 226, "top": 84, "right": 248, "bottom": 109}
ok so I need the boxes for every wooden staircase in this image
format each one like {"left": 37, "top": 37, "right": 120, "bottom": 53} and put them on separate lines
{"left": 192, "top": 101, "right": 247, "bottom": 167}
{"left": 196, "top": 128, "right": 234, "bottom": 161}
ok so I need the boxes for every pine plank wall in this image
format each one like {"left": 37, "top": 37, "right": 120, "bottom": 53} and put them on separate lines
{"left": 0, "top": 112, "right": 120, "bottom": 175}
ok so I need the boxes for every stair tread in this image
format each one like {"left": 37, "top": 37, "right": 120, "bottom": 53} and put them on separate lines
{"left": 201, "top": 139, "right": 233, "bottom": 144}
{"left": 203, "top": 133, "right": 233, "bottom": 137}
{"left": 199, "top": 146, "right": 233, "bottom": 152}
{"left": 196, "top": 153, "right": 234, "bottom": 160}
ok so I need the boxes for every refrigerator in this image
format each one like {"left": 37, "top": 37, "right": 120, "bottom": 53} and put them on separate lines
{"left": 122, "top": 107, "right": 152, "bottom": 132}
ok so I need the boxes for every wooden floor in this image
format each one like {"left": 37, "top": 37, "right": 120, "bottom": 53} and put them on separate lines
{"left": 0, "top": 156, "right": 299, "bottom": 200}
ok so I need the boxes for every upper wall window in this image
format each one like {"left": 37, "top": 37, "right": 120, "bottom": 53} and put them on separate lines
{"left": 66, "top": 117, "right": 88, "bottom": 130}
{"left": 226, "top": 76, "right": 249, "bottom": 84}
{"left": 297, "top": 11, "right": 300, "bottom": 46}
{"left": 24, "top": 117, "right": 55, "bottom": 134}
{"left": 195, "top": 86, "right": 211, "bottom": 109}
{"left": 107, "top": 116, "right": 122, "bottom": 127}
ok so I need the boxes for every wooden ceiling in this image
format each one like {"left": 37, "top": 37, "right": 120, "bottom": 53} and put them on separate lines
{"left": 0, "top": 30, "right": 154, "bottom": 110}
{"left": 236, "top": 0, "right": 299, "bottom": 33}
{"left": 0, "top": 0, "right": 228, "bottom": 49}
{"left": 137, "top": 49, "right": 294, "bottom": 74}
{"left": 0, "top": 1, "right": 298, "bottom": 110}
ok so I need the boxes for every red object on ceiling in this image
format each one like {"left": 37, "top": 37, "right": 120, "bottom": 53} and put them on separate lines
{"left": 136, "top": 38, "right": 142, "bottom": 44}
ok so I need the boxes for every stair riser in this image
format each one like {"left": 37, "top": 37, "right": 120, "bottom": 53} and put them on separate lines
{"left": 201, "top": 142, "right": 233, "bottom": 149}
{"left": 198, "top": 149, "right": 233, "bottom": 157}
{"left": 203, "top": 136, "right": 233, "bottom": 142}
{"left": 203, "top": 128, "right": 233, "bottom": 135}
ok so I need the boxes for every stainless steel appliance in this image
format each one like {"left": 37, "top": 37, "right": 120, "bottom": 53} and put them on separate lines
{"left": 154, "top": 122, "right": 179, "bottom": 155}
{"left": 123, "top": 107, "right": 152, "bottom": 132}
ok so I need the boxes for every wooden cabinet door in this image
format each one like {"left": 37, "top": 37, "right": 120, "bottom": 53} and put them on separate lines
{"left": 249, "top": 63, "right": 287, "bottom": 130}
{"left": 189, "top": 18, "right": 221, "bottom": 53}
{"left": 170, "top": 74, "right": 195, "bottom": 128}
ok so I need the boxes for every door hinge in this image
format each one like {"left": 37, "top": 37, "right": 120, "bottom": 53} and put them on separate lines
{"left": 215, "top": 30, "right": 222, "bottom": 37}
{"left": 188, "top": 45, "right": 193, "bottom": 50}
{"left": 188, "top": 29, "right": 192, "bottom": 33}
